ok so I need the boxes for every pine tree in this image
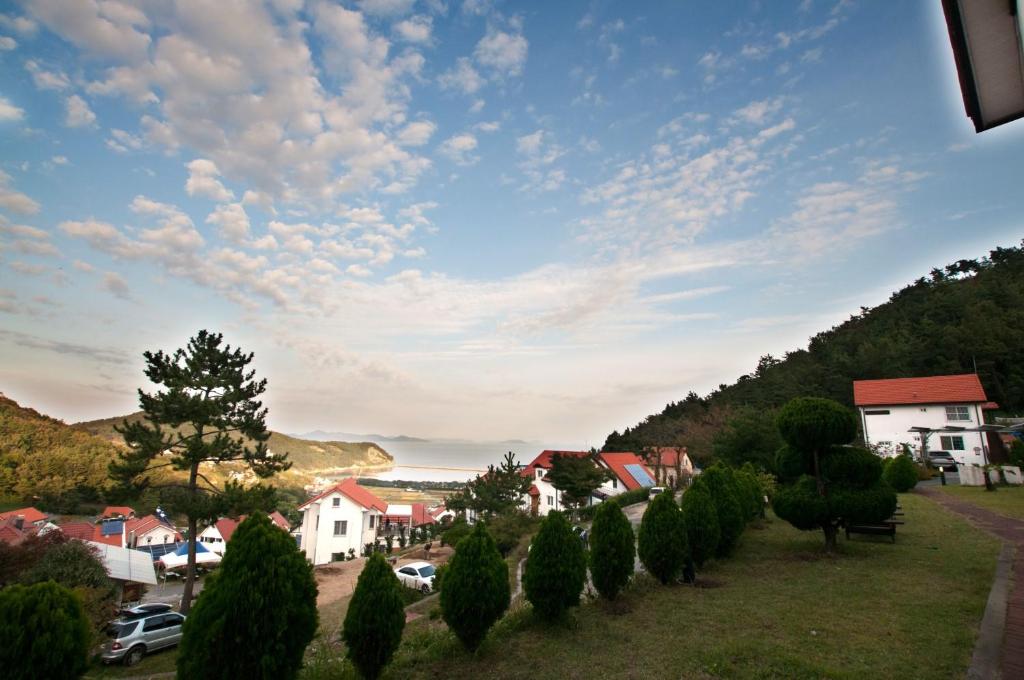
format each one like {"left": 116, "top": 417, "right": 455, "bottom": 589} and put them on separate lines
{"left": 637, "top": 490, "right": 688, "bottom": 584}
{"left": 111, "top": 330, "right": 288, "bottom": 613}
{"left": 523, "top": 510, "right": 587, "bottom": 620}
{"left": 177, "top": 514, "right": 318, "bottom": 680}
{"left": 589, "top": 500, "right": 635, "bottom": 600}
{"left": 692, "top": 464, "right": 745, "bottom": 557}
{"left": 440, "top": 523, "right": 510, "bottom": 650}
{"left": 0, "top": 581, "right": 90, "bottom": 680}
{"left": 679, "top": 485, "right": 720, "bottom": 568}
{"left": 343, "top": 552, "right": 406, "bottom": 679}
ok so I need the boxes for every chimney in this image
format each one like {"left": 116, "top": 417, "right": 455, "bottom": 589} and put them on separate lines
{"left": 14, "top": 516, "right": 24, "bottom": 530}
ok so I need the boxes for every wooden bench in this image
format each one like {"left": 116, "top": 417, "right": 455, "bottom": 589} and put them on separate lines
{"left": 845, "top": 518, "right": 904, "bottom": 543}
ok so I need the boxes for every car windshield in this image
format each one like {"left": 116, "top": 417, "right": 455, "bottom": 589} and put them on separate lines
{"left": 417, "top": 565, "right": 436, "bottom": 577}
{"left": 108, "top": 621, "right": 138, "bottom": 639}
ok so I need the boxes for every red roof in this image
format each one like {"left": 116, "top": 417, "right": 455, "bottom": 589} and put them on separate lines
{"left": 853, "top": 374, "right": 988, "bottom": 406}
{"left": 598, "top": 452, "right": 654, "bottom": 491}
{"left": 520, "top": 450, "right": 590, "bottom": 477}
{"left": 646, "top": 447, "right": 692, "bottom": 470}
{"left": 429, "top": 504, "right": 449, "bottom": 519}
{"left": 101, "top": 506, "right": 135, "bottom": 519}
{"left": 126, "top": 515, "right": 182, "bottom": 542}
{"left": 298, "top": 478, "right": 387, "bottom": 513}
{"left": 211, "top": 511, "right": 291, "bottom": 543}
{"left": 528, "top": 484, "right": 540, "bottom": 497}
{"left": 0, "top": 507, "right": 48, "bottom": 525}
{"left": 59, "top": 522, "right": 95, "bottom": 541}
{"left": 91, "top": 523, "right": 123, "bottom": 547}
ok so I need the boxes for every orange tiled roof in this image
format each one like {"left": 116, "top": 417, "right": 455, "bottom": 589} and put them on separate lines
{"left": 598, "top": 452, "right": 654, "bottom": 491}
{"left": 298, "top": 478, "right": 387, "bottom": 513}
{"left": 0, "top": 507, "right": 48, "bottom": 525}
{"left": 853, "top": 374, "right": 988, "bottom": 406}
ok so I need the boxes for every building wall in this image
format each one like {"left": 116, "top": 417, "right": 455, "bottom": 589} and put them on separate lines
{"left": 132, "top": 525, "right": 177, "bottom": 548}
{"left": 859, "top": 402, "right": 988, "bottom": 465}
{"left": 197, "top": 526, "right": 226, "bottom": 555}
{"left": 300, "top": 493, "right": 380, "bottom": 565}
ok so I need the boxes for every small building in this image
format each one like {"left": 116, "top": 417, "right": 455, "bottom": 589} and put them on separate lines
{"left": 101, "top": 506, "right": 136, "bottom": 520}
{"left": 854, "top": 373, "right": 997, "bottom": 465}
{"left": 297, "top": 478, "right": 386, "bottom": 566}
{"left": 86, "top": 540, "right": 158, "bottom": 604}
{"left": 645, "top": 447, "right": 695, "bottom": 487}
{"left": 520, "top": 450, "right": 655, "bottom": 516}
{"left": 198, "top": 511, "right": 291, "bottom": 555}
{"left": 379, "top": 503, "right": 436, "bottom": 535}
{"left": 0, "top": 506, "right": 48, "bottom": 528}
{"left": 125, "top": 514, "right": 182, "bottom": 549}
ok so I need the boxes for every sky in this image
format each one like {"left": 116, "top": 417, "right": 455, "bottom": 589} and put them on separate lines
{"left": 0, "top": 0, "right": 1022, "bottom": 445}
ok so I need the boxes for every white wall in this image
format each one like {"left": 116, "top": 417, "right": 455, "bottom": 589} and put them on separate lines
{"left": 197, "top": 526, "right": 226, "bottom": 555}
{"left": 300, "top": 492, "right": 380, "bottom": 565}
{"left": 133, "top": 525, "right": 178, "bottom": 548}
{"left": 859, "top": 402, "right": 988, "bottom": 466}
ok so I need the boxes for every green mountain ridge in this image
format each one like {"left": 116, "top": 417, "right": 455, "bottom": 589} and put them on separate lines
{"left": 605, "top": 241, "right": 1024, "bottom": 461}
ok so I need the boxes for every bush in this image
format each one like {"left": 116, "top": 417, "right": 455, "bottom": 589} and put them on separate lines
{"left": 679, "top": 485, "right": 720, "bottom": 568}
{"left": 637, "top": 490, "right": 688, "bottom": 585}
{"left": 485, "top": 512, "right": 537, "bottom": 557}
{"left": 343, "top": 553, "right": 405, "bottom": 679}
{"left": 441, "top": 517, "right": 472, "bottom": 548}
{"left": 440, "top": 523, "right": 510, "bottom": 650}
{"left": 734, "top": 469, "right": 762, "bottom": 520}
{"left": 523, "top": 511, "right": 586, "bottom": 620}
{"left": 692, "top": 465, "right": 745, "bottom": 557}
{"left": 177, "top": 514, "right": 318, "bottom": 680}
{"left": 589, "top": 501, "right": 635, "bottom": 600}
{"left": 0, "top": 581, "right": 90, "bottom": 680}
{"left": 884, "top": 454, "right": 919, "bottom": 492}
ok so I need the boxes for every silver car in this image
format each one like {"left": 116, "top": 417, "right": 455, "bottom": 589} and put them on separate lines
{"left": 102, "top": 610, "right": 186, "bottom": 666}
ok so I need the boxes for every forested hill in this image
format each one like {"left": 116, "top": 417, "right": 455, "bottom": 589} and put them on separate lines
{"left": 604, "top": 242, "right": 1024, "bottom": 460}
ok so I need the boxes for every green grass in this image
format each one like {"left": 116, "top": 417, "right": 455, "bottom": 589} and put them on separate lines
{"left": 939, "top": 484, "right": 1024, "bottom": 519}
{"left": 302, "top": 493, "right": 999, "bottom": 679}
{"left": 84, "top": 647, "right": 179, "bottom": 679}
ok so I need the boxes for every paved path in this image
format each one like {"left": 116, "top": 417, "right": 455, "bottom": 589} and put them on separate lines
{"left": 918, "top": 487, "right": 1024, "bottom": 678}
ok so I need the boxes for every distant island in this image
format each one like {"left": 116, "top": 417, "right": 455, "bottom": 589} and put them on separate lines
{"left": 296, "top": 430, "right": 430, "bottom": 443}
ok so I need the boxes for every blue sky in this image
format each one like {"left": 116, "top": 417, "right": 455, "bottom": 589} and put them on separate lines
{"left": 0, "top": 0, "right": 1022, "bottom": 443}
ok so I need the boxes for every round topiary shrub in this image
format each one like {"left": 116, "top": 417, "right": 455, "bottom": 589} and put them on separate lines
{"left": 0, "top": 581, "right": 90, "bottom": 680}
{"left": 884, "top": 454, "right": 919, "bottom": 492}
{"left": 589, "top": 500, "right": 635, "bottom": 600}
{"left": 637, "top": 490, "right": 688, "bottom": 585}
{"left": 440, "top": 522, "right": 510, "bottom": 650}
{"left": 679, "top": 485, "right": 720, "bottom": 568}
{"left": 524, "top": 510, "right": 586, "bottom": 620}
{"left": 772, "top": 475, "right": 830, "bottom": 530}
{"left": 178, "top": 513, "right": 319, "bottom": 680}
{"left": 343, "top": 553, "right": 406, "bottom": 679}
{"left": 776, "top": 397, "right": 857, "bottom": 454}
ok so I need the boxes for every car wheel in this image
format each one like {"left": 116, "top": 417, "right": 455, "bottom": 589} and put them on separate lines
{"left": 125, "top": 646, "right": 145, "bottom": 667}
{"left": 421, "top": 584, "right": 430, "bottom": 594}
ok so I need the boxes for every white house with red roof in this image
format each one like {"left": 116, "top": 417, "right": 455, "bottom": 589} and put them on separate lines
{"left": 198, "top": 511, "right": 291, "bottom": 555}
{"left": 124, "top": 514, "right": 183, "bottom": 549}
{"left": 298, "top": 478, "right": 387, "bottom": 565}
{"left": 520, "top": 450, "right": 655, "bottom": 516}
{"left": 854, "top": 373, "right": 996, "bottom": 465}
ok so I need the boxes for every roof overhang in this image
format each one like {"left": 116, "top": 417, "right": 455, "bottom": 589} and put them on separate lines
{"left": 942, "top": 0, "right": 1024, "bottom": 132}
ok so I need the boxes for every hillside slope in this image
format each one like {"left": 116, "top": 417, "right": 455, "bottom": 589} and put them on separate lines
{"left": 0, "top": 393, "right": 118, "bottom": 509}
{"left": 73, "top": 412, "right": 394, "bottom": 473}
{"left": 605, "top": 241, "right": 1024, "bottom": 460}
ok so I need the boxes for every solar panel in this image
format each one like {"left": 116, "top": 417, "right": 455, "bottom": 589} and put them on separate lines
{"left": 101, "top": 520, "right": 124, "bottom": 536}
{"left": 134, "top": 542, "right": 183, "bottom": 561}
{"left": 624, "top": 464, "right": 655, "bottom": 488}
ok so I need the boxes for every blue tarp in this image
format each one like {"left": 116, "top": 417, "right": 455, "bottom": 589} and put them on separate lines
{"left": 173, "top": 541, "right": 209, "bottom": 556}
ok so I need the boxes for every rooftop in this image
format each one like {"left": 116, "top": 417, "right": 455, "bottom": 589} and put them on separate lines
{"left": 853, "top": 374, "right": 988, "bottom": 406}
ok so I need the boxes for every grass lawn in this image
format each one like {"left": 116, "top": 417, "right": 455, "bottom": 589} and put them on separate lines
{"left": 305, "top": 493, "right": 998, "bottom": 680}
{"left": 84, "top": 647, "right": 179, "bottom": 679}
{"left": 939, "top": 484, "right": 1024, "bottom": 520}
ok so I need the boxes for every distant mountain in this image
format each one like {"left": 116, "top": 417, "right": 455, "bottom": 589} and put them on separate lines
{"left": 74, "top": 413, "right": 394, "bottom": 474}
{"left": 296, "top": 430, "right": 429, "bottom": 443}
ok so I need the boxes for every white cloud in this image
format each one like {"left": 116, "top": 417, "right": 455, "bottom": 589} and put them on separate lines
{"left": 474, "top": 29, "right": 528, "bottom": 76}
{"left": 25, "top": 0, "right": 151, "bottom": 62}
{"left": 185, "top": 159, "right": 234, "bottom": 202}
{"left": 0, "top": 15, "right": 37, "bottom": 35}
{"left": 206, "top": 203, "right": 250, "bottom": 242}
{"left": 474, "top": 120, "right": 500, "bottom": 133}
{"left": 0, "top": 36, "right": 16, "bottom": 50}
{"left": 394, "top": 15, "right": 432, "bottom": 43}
{"left": 0, "top": 96, "right": 24, "bottom": 121}
{"left": 438, "top": 133, "right": 479, "bottom": 165}
{"left": 50, "top": 155, "right": 68, "bottom": 165}
{"left": 397, "top": 120, "right": 436, "bottom": 147}
{"left": 24, "top": 60, "right": 69, "bottom": 90}
{"left": 101, "top": 271, "right": 132, "bottom": 300}
{"left": 64, "top": 94, "right": 96, "bottom": 127}
{"left": 106, "top": 128, "right": 145, "bottom": 153}
{"left": 0, "top": 171, "right": 40, "bottom": 214}
{"left": 732, "top": 97, "right": 784, "bottom": 125}
{"left": 438, "top": 57, "right": 485, "bottom": 94}
{"left": 516, "top": 130, "right": 544, "bottom": 155}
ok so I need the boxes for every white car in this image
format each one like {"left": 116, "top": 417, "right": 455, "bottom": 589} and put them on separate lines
{"left": 394, "top": 561, "right": 436, "bottom": 594}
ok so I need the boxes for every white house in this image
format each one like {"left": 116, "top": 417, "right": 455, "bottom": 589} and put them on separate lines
{"left": 198, "top": 511, "right": 291, "bottom": 556}
{"left": 298, "top": 478, "right": 386, "bottom": 566}
{"left": 125, "top": 515, "right": 182, "bottom": 549}
{"left": 854, "top": 374, "right": 997, "bottom": 466}
{"left": 520, "top": 450, "right": 655, "bottom": 516}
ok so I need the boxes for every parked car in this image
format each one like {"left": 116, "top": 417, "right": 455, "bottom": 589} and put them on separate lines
{"left": 102, "top": 609, "right": 186, "bottom": 666}
{"left": 927, "top": 451, "right": 958, "bottom": 471}
{"left": 649, "top": 486, "right": 666, "bottom": 498}
{"left": 117, "top": 603, "right": 172, "bottom": 621}
{"left": 394, "top": 561, "right": 436, "bottom": 594}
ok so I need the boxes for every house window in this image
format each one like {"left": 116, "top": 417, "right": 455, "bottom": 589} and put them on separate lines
{"left": 547, "top": 495, "right": 554, "bottom": 507}
{"left": 536, "top": 469, "right": 544, "bottom": 479}
{"left": 146, "top": 536, "right": 152, "bottom": 544}
{"left": 332, "top": 497, "right": 340, "bottom": 507}
{"left": 368, "top": 515, "right": 375, "bottom": 528}
{"left": 333, "top": 520, "right": 347, "bottom": 536}
{"left": 945, "top": 406, "right": 971, "bottom": 422}
{"left": 940, "top": 436, "right": 965, "bottom": 451}
{"left": 612, "top": 478, "right": 618, "bottom": 489}
{"left": 864, "top": 409, "right": 890, "bottom": 416}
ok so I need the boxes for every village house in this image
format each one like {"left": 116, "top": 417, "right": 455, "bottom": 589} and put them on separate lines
{"left": 521, "top": 450, "right": 656, "bottom": 517}
{"left": 646, "top": 447, "right": 696, "bottom": 487}
{"left": 0, "top": 506, "right": 48, "bottom": 528}
{"left": 379, "top": 503, "right": 436, "bottom": 535}
{"left": 298, "top": 478, "right": 387, "bottom": 566}
{"left": 100, "top": 505, "right": 136, "bottom": 520}
{"left": 854, "top": 373, "right": 998, "bottom": 465}
{"left": 198, "top": 511, "right": 291, "bottom": 555}
{"left": 125, "top": 514, "right": 182, "bottom": 549}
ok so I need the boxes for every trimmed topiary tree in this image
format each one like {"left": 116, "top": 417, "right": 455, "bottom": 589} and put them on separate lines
{"left": 772, "top": 397, "right": 897, "bottom": 551}
{"left": 679, "top": 485, "right": 720, "bottom": 568}
{"left": 884, "top": 454, "right": 919, "bottom": 492}
{"left": 524, "top": 510, "right": 586, "bottom": 620}
{"left": 637, "top": 490, "right": 688, "bottom": 585}
{"left": 343, "top": 552, "right": 406, "bottom": 679}
{"left": 0, "top": 581, "right": 90, "bottom": 680}
{"left": 589, "top": 500, "right": 635, "bottom": 600}
{"left": 177, "top": 513, "right": 318, "bottom": 680}
{"left": 440, "top": 522, "right": 510, "bottom": 651}
{"left": 691, "top": 465, "right": 745, "bottom": 557}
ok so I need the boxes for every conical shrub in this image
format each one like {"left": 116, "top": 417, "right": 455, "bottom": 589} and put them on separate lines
{"left": 343, "top": 553, "right": 406, "bottom": 679}
{"left": 0, "top": 581, "right": 90, "bottom": 680}
{"left": 679, "top": 485, "right": 720, "bottom": 568}
{"left": 693, "top": 465, "right": 745, "bottom": 557}
{"left": 440, "top": 523, "right": 510, "bottom": 651}
{"left": 637, "top": 490, "right": 688, "bottom": 585}
{"left": 589, "top": 500, "right": 635, "bottom": 600}
{"left": 523, "top": 510, "right": 586, "bottom": 620}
